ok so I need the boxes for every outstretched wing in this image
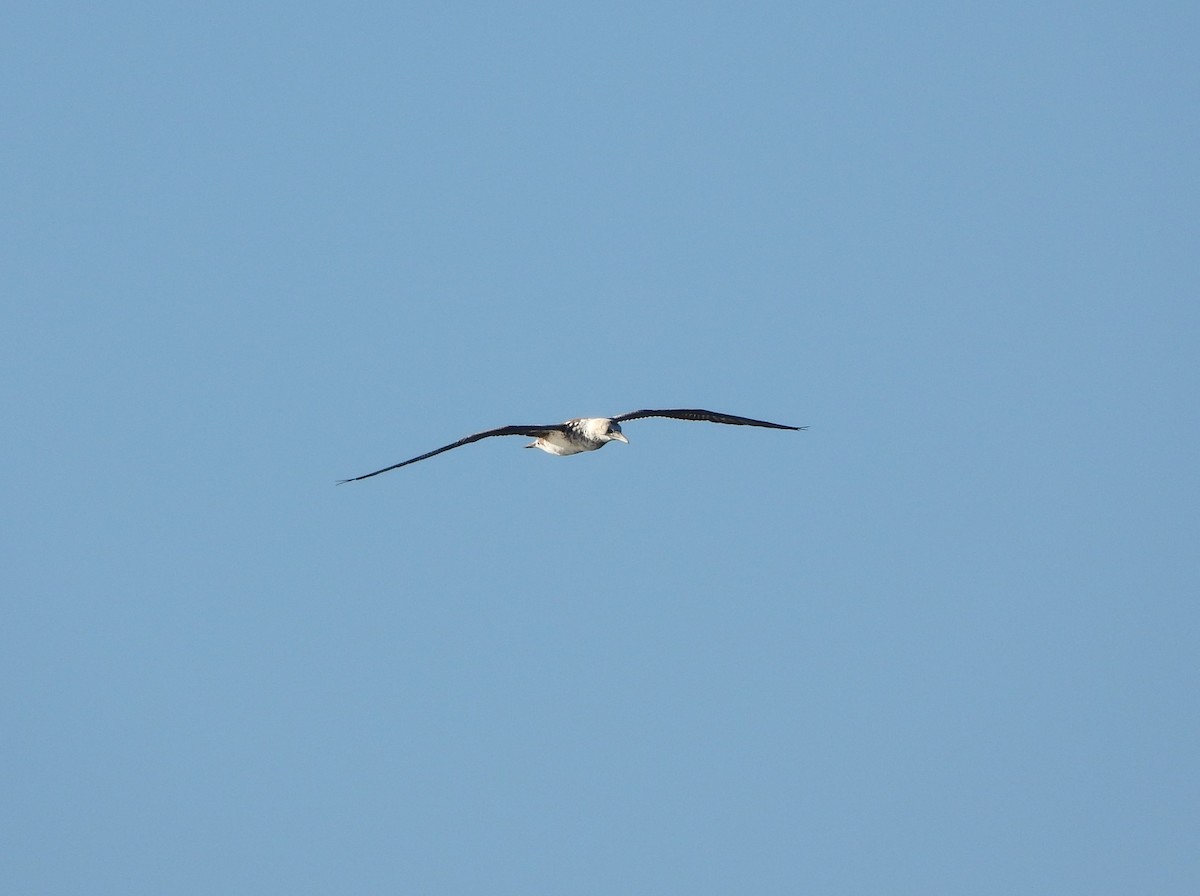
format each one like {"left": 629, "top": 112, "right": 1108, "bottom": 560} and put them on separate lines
{"left": 338, "top": 423, "right": 567, "bottom": 483}
{"left": 611, "top": 408, "right": 805, "bottom": 430}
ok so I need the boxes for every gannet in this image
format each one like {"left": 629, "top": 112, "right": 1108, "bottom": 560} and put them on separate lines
{"left": 338, "top": 408, "right": 805, "bottom": 483}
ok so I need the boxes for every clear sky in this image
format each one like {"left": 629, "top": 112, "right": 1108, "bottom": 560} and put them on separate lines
{"left": 3, "top": 2, "right": 1197, "bottom": 893}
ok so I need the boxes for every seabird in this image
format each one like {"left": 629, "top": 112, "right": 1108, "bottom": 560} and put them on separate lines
{"left": 338, "top": 408, "right": 806, "bottom": 483}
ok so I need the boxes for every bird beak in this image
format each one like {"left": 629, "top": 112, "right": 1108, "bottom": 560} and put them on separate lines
{"left": 611, "top": 432, "right": 629, "bottom": 444}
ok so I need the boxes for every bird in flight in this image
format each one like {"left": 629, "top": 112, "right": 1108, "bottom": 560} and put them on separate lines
{"left": 338, "top": 408, "right": 806, "bottom": 483}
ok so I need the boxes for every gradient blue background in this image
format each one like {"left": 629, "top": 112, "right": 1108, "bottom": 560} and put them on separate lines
{"left": 3, "top": 2, "right": 1197, "bottom": 893}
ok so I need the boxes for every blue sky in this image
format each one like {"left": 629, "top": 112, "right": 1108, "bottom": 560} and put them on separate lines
{"left": 3, "top": 2, "right": 1197, "bottom": 893}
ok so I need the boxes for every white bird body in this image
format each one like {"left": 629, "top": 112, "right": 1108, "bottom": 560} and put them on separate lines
{"left": 526, "top": 417, "right": 629, "bottom": 455}
{"left": 338, "top": 408, "right": 803, "bottom": 483}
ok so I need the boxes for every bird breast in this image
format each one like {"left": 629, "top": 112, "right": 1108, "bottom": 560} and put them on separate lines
{"left": 532, "top": 430, "right": 598, "bottom": 455}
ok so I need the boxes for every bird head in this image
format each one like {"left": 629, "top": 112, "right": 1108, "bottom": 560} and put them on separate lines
{"left": 605, "top": 420, "right": 629, "bottom": 444}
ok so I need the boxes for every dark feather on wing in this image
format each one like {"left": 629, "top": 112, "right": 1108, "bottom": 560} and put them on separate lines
{"left": 337, "top": 423, "right": 567, "bottom": 483}
{"left": 611, "top": 408, "right": 804, "bottom": 430}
